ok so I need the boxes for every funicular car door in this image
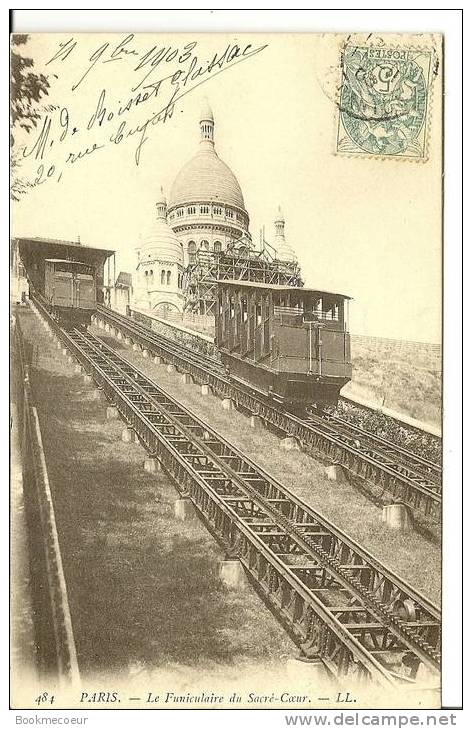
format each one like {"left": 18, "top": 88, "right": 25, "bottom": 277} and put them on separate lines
{"left": 52, "top": 265, "right": 74, "bottom": 307}
{"left": 74, "top": 269, "right": 95, "bottom": 309}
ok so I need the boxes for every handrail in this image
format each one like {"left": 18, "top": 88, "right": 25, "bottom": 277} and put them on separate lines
{"left": 13, "top": 312, "right": 80, "bottom": 688}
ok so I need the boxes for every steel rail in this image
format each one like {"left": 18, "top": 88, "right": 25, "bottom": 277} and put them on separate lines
{"left": 76, "top": 330, "right": 441, "bottom": 660}
{"left": 97, "top": 305, "right": 222, "bottom": 372}
{"left": 325, "top": 414, "right": 441, "bottom": 480}
{"left": 125, "top": 307, "right": 442, "bottom": 471}
{"left": 95, "top": 305, "right": 441, "bottom": 521}
{"left": 38, "top": 306, "right": 441, "bottom": 686}
{"left": 128, "top": 307, "right": 442, "bottom": 483}
{"left": 303, "top": 411, "right": 441, "bottom": 490}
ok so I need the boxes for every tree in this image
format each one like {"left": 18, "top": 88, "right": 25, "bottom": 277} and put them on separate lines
{"left": 10, "top": 34, "right": 50, "bottom": 200}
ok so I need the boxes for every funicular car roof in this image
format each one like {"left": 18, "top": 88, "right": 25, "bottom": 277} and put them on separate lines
{"left": 45, "top": 258, "right": 93, "bottom": 265}
{"left": 215, "top": 279, "right": 352, "bottom": 300}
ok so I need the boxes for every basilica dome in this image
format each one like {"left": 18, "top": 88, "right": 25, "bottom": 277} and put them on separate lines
{"left": 167, "top": 100, "right": 248, "bottom": 223}
{"left": 140, "top": 192, "right": 184, "bottom": 266}
{"left": 169, "top": 151, "right": 246, "bottom": 211}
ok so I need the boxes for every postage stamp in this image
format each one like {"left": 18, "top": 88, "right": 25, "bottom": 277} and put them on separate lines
{"left": 336, "top": 45, "right": 435, "bottom": 160}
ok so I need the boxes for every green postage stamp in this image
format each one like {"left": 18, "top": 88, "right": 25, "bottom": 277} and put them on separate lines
{"left": 336, "top": 45, "right": 435, "bottom": 160}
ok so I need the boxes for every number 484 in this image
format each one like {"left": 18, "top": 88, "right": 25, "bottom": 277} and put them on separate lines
{"left": 35, "top": 691, "right": 55, "bottom": 706}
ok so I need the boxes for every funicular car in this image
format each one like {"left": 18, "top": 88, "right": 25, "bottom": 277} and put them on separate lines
{"left": 215, "top": 280, "right": 352, "bottom": 407}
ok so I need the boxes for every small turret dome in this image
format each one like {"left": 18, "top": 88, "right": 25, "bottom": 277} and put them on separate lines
{"left": 141, "top": 191, "right": 184, "bottom": 266}
{"left": 274, "top": 205, "right": 297, "bottom": 263}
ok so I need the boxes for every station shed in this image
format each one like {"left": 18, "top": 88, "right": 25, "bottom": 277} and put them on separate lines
{"left": 11, "top": 237, "right": 115, "bottom": 305}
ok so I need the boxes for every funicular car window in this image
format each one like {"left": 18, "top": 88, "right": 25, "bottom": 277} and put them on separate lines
{"left": 54, "top": 271, "right": 73, "bottom": 278}
{"left": 54, "top": 261, "right": 94, "bottom": 276}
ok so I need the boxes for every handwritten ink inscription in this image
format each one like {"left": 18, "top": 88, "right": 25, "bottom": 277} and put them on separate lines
{"left": 19, "top": 35, "right": 268, "bottom": 188}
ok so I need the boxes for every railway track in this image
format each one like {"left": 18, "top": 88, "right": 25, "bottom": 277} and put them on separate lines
{"left": 94, "top": 305, "right": 442, "bottom": 521}
{"left": 34, "top": 298, "right": 441, "bottom": 688}
{"left": 304, "top": 411, "right": 442, "bottom": 492}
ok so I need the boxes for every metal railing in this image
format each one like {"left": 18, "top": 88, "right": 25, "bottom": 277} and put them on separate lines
{"left": 13, "top": 312, "right": 80, "bottom": 688}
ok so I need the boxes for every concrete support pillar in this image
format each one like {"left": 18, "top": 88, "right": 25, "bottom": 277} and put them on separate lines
{"left": 167, "top": 364, "right": 176, "bottom": 373}
{"left": 174, "top": 498, "right": 196, "bottom": 521}
{"left": 106, "top": 406, "right": 119, "bottom": 420}
{"left": 132, "top": 343, "right": 140, "bottom": 352}
{"left": 219, "top": 560, "right": 247, "bottom": 590}
{"left": 201, "top": 384, "right": 212, "bottom": 396}
{"left": 91, "top": 388, "right": 102, "bottom": 401}
{"left": 144, "top": 457, "right": 161, "bottom": 474}
{"left": 125, "top": 337, "right": 132, "bottom": 346}
{"left": 221, "top": 398, "right": 234, "bottom": 411}
{"left": 105, "top": 323, "right": 110, "bottom": 332}
{"left": 67, "top": 355, "right": 74, "bottom": 364}
{"left": 142, "top": 349, "right": 149, "bottom": 358}
{"left": 121, "top": 427, "right": 136, "bottom": 443}
{"left": 117, "top": 331, "right": 123, "bottom": 341}
{"left": 56, "top": 340, "right": 62, "bottom": 350}
{"left": 74, "top": 364, "right": 83, "bottom": 374}
{"left": 325, "top": 463, "right": 347, "bottom": 483}
{"left": 98, "top": 320, "right": 104, "bottom": 329}
{"left": 61, "top": 347, "right": 68, "bottom": 356}
{"left": 280, "top": 436, "right": 300, "bottom": 451}
{"left": 181, "top": 373, "right": 193, "bottom": 385}
{"left": 382, "top": 502, "right": 414, "bottom": 533}
{"left": 154, "top": 355, "right": 163, "bottom": 365}
{"left": 83, "top": 374, "right": 93, "bottom": 384}
{"left": 250, "top": 415, "right": 264, "bottom": 430}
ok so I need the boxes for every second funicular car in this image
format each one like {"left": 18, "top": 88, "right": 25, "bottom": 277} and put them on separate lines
{"left": 215, "top": 280, "right": 352, "bottom": 408}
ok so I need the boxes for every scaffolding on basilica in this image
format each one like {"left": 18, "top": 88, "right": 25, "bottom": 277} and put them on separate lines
{"left": 183, "top": 240, "right": 303, "bottom": 316}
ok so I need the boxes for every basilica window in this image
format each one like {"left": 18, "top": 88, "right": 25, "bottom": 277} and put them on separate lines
{"left": 161, "top": 270, "right": 165, "bottom": 285}
{"left": 166, "top": 270, "right": 171, "bottom": 285}
{"left": 239, "top": 246, "right": 247, "bottom": 257}
{"left": 200, "top": 240, "right": 209, "bottom": 251}
{"left": 187, "top": 206, "right": 196, "bottom": 215}
{"left": 213, "top": 240, "right": 222, "bottom": 253}
{"left": 200, "top": 205, "right": 209, "bottom": 214}
{"left": 188, "top": 241, "right": 196, "bottom": 264}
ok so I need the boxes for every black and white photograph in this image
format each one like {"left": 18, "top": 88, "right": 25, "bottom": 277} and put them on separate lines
{"left": 8, "top": 9, "right": 463, "bottom": 723}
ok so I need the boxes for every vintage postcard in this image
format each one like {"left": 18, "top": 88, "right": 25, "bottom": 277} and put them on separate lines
{"left": 10, "top": 30, "right": 445, "bottom": 712}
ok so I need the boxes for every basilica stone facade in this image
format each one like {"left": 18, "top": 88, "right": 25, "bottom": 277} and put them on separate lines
{"left": 134, "top": 191, "right": 185, "bottom": 314}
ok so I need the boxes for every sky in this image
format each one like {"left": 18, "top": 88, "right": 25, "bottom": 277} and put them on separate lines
{"left": 11, "top": 32, "right": 442, "bottom": 342}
